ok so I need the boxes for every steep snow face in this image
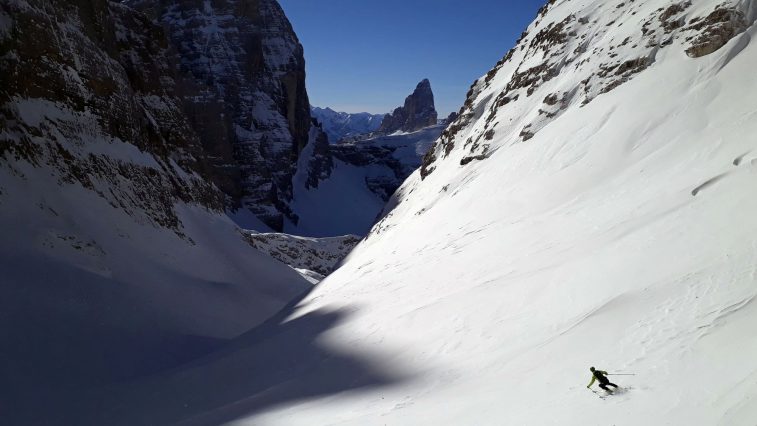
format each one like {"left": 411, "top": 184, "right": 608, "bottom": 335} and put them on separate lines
{"left": 244, "top": 0, "right": 757, "bottom": 424}
{"left": 0, "top": 1, "right": 309, "bottom": 423}
{"left": 421, "top": 0, "right": 754, "bottom": 176}
{"left": 310, "top": 106, "right": 384, "bottom": 143}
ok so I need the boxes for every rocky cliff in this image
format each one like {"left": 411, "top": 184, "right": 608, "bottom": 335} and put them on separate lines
{"left": 377, "top": 78, "right": 438, "bottom": 134}
{"left": 126, "top": 0, "right": 312, "bottom": 231}
{"left": 244, "top": 231, "right": 361, "bottom": 279}
{"left": 1, "top": 0, "right": 221, "bottom": 228}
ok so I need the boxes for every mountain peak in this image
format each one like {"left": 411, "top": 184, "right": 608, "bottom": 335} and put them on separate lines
{"left": 378, "top": 79, "right": 438, "bottom": 134}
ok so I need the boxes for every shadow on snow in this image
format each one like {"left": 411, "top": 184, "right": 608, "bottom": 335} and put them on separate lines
{"left": 1, "top": 255, "right": 411, "bottom": 425}
{"left": 85, "top": 304, "right": 410, "bottom": 426}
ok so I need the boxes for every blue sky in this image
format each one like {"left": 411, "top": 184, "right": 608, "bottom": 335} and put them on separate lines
{"left": 278, "top": 0, "right": 547, "bottom": 116}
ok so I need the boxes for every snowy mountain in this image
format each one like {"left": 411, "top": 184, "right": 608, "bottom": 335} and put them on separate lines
{"left": 260, "top": 0, "right": 756, "bottom": 424}
{"left": 285, "top": 80, "right": 448, "bottom": 237}
{"left": 0, "top": 1, "right": 310, "bottom": 424}
{"left": 310, "top": 106, "right": 384, "bottom": 143}
{"left": 89, "top": 0, "right": 756, "bottom": 424}
{"left": 125, "top": 0, "right": 313, "bottom": 231}
{"left": 7, "top": 0, "right": 757, "bottom": 424}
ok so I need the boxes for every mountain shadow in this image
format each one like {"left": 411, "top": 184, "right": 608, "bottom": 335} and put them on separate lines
{"left": 80, "top": 306, "right": 409, "bottom": 426}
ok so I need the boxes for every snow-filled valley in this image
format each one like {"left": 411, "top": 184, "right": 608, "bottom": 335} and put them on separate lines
{"left": 287, "top": 125, "right": 444, "bottom": 237}
{"left": 3, "top": 0, "right": 757, "bottom": 425}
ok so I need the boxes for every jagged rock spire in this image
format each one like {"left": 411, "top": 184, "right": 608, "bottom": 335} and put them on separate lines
{"left": 378, "top": 79, "right": 438, "bottom": 134}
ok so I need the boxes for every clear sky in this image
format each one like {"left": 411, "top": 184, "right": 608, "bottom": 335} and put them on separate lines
{"left": 278, "top": 0, "right": 548, "bottom": 116}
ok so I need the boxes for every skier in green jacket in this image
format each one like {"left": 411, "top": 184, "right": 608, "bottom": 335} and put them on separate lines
{"left": 587, "top": 367, "right": 619, "bottom": 392}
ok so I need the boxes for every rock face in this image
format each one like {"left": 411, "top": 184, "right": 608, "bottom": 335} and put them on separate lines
{"left": 331, "top": 126, "right": 443, "bottom": 201}
{"left": 299, "top": 119, "right": 334, "bottom": 191}
{"left": 126, "top": 0, "right": 312, "bottom": 231}
{"left": 310, "top": 106, "right": 384, "bottom": 143}
{"left": 685, "top": 6, "right": 748, "bottom": 57}
{"left": 378, "top": 79, "right": 438, "bottom": 134}
{"left": 0, "top": 0, "right": 223, "bottom": 227}
{"left": 244, "top": 231, "right": 361, "bottom": 278}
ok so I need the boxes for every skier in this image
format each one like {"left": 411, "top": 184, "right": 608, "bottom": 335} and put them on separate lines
{"left": 586, "top": 367, "right": 619, "bottom": 392}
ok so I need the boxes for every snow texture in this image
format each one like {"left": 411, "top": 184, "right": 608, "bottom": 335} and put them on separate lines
{"left": 163, "top": 0, "right": 757, "bottom": 424}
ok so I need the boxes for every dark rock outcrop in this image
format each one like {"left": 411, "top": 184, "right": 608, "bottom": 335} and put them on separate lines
{"left": 244, "top": 232, "right": 361, "bottom": 277}
{"left": 126, "top": 0, "right": 312, "bottom": 231}
{"left": 0, "top": 0, "right": 223, "bottom": 230}
{"left": 378, "top": 79, "right": 438, "bottom": 134}
{"left": 685, "top": 6, "right": 747, "bottom": 58}
{"left": 301, "top": 119, "right": 334, "bottom": 190}
{"left": 440, "top": 112, "right": 459, "bottom": 126}
{"left": 330, "top": 125, "right": 442, "bottom": 201}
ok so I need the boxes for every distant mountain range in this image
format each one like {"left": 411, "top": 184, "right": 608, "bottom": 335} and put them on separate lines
{"left": 310, "top": 107, "right": 384, "bottom": 143}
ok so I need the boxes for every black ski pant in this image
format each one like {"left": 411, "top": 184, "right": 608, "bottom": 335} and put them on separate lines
{"left": 599, "top": 382, "right": 618, "bottom": 391}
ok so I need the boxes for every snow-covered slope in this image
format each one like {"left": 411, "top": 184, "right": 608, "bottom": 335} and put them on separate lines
{"left": 0, "top": 2, "right": 309, "bottom": 423}
{"left": 310, "top": 106, "right": 384, "bottom": 143}
{"left": 249, "top": 0, "right": 757, "bottom": 424}
{"left": 15, "top": 0, "right": 757, "bottom": 424}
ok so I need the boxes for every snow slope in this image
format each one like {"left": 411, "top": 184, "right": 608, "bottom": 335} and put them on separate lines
{"left": 0, "top": 135, "right": 311, "bottom": 426}
{"left": 0, "top": 2, "right": 310, "bottom": 423}
{"left": 29, "top": 0, "right": 757, "bottom": 424}
{"left": 248, "top": 0, "right": 757, "bottom": 424}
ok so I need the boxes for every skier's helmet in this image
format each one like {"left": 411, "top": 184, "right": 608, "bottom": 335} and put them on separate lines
{"left": 590, "top": 367, "right": 595, "bottom": 372}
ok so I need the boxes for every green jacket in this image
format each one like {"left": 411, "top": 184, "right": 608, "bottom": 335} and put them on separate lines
{"left": 587, "top": 370, "right": 608, "bottom": 388}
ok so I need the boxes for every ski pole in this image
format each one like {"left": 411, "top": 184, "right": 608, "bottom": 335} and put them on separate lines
{"left": 608, "top": 373, "right": 635, "bottom": 376}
